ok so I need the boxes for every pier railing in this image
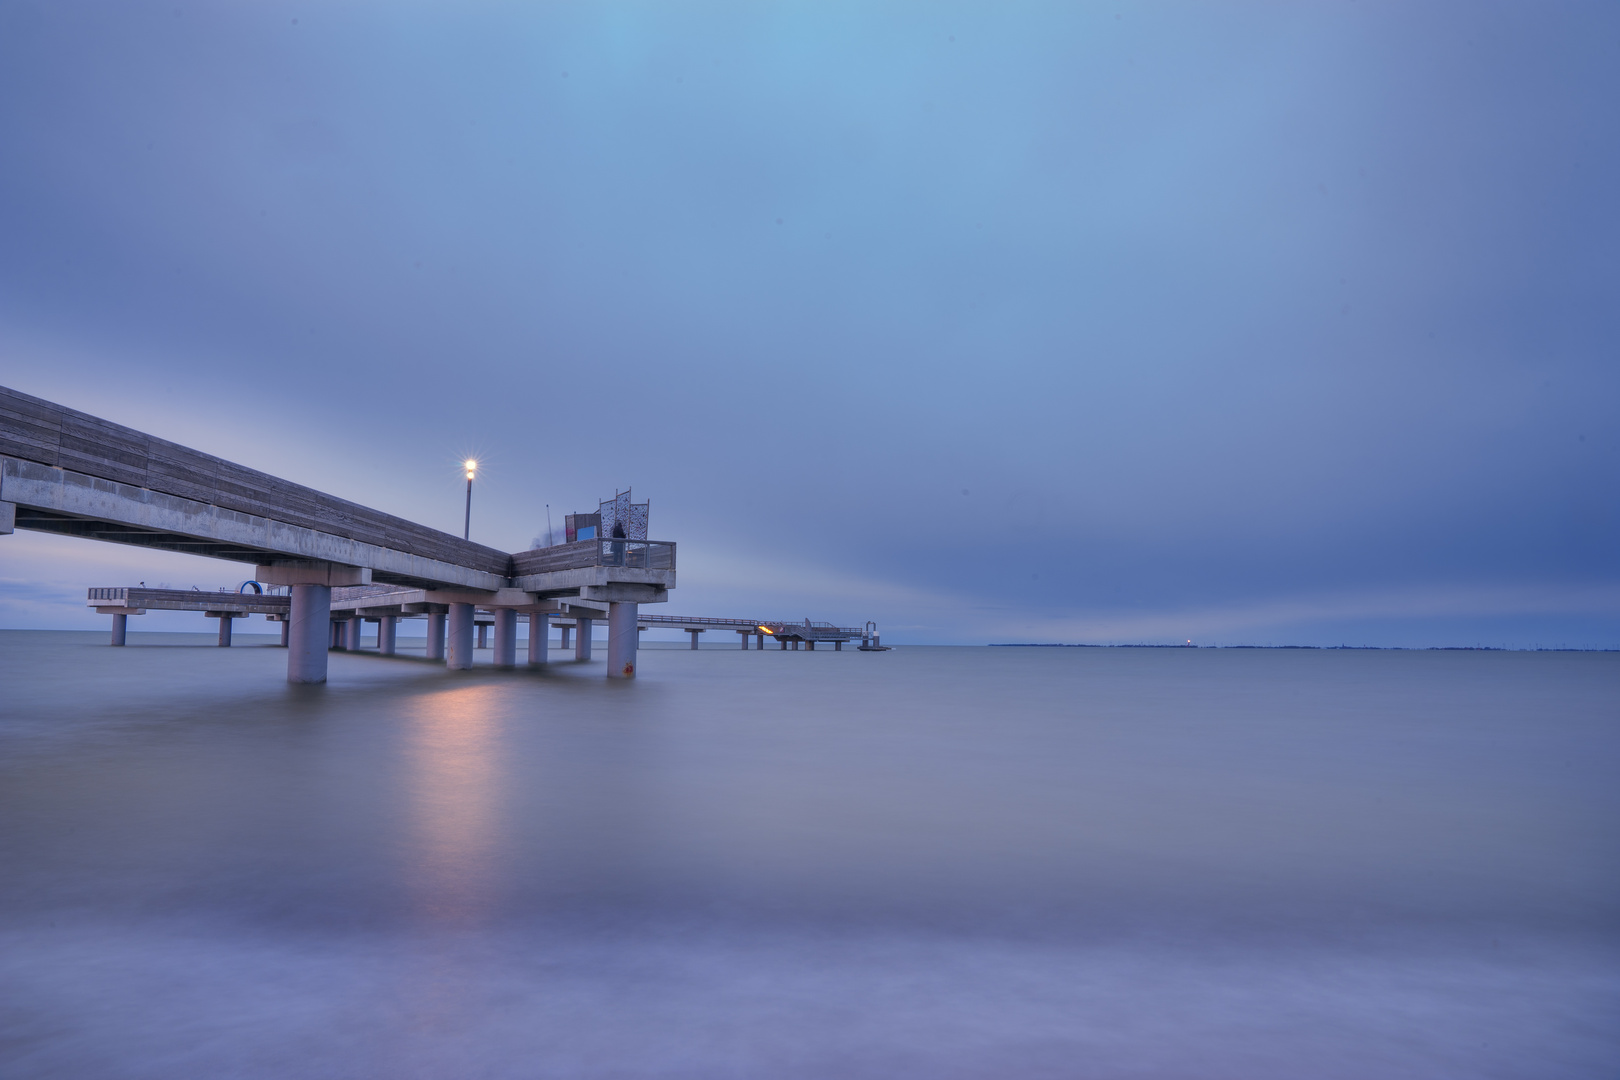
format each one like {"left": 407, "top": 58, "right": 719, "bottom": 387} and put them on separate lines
{"left": 511, "top": 539, "right": 676, "bottom": 577}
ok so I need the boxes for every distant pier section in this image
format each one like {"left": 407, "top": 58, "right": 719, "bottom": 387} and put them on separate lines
{"left": 84, "top": 586, "right": 885, "bottom": 655}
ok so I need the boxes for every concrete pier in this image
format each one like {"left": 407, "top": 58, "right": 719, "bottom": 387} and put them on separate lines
{"left": 213, "top": 613, "right": 235, "bottom": 647}
{"left": 447, "top": 603, "right": 475, "bottom": 670}
{"left": 492, "top": 609, "right": 517, "bottom": 669}
{"left": 559, "top": 624, "right": 573, "bottom": 650}
{"left": 476, "top": 623, "right": 489, "bottom": 650}
{"left": 110, "top": 612, "right": 127, "bottom": 646}
{"left": 377, "top": 615, "right": 397, "bottom": 656}
{"left": 757, "top": 633, "right": 765, "bottom": 649}
{"left": 607, "top": 602, "right": 638, "bottom": 678}
{"left": 345, "top": 616, "right": 363, "bottom": 652}
{"left": 528, "top": 613, "right": 548, "bottom": 664}
{"left": 574, "top": 617, "right": 592, "bottom": 662}
{"left": 688, "top": 628, "right": 704, "bottom": 650}
{"left": 425, "top": 611, "right": 446, "bottom": 660}
{"left": 278, "top": 619, "right": 289, "bottom": 647}
{"left": 287, "top": 584, "right": 332, "bottom": 684}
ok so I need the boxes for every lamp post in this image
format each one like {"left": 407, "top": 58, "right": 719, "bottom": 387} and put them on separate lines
{"left": 463, "top": 459, "right": 478, "bottom": 540}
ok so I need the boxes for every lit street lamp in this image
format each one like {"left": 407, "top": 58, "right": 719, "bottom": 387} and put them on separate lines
{"left": 463, "top": 459, "right": 478, "bottom": 540}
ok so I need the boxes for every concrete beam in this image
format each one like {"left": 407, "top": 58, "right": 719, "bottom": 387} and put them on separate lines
{"left": 0, "top": 458, "right": 506, "bottom": 591}
{"left": 511, "top": 565, "right": 675, "bottom": 596}
{"left": 580, "top": 583, "right": 668, "bottom": 605}
{"left": 257, "top": 562, "right": 371, "bottom": 588}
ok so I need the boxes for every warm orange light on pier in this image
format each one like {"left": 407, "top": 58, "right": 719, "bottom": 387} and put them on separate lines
{"left": 758, "top": 625, "right": 773, "bottom": 634}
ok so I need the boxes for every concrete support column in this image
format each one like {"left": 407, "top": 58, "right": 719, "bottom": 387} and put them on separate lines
{"left": 447, "top": 603, "right": 475, "bottom": 670}
{"left": 278, "top": 619, "right": 290, "bottom": 647}
{"left": 835, "top": 640, "right": 842, "bottom": 651}
{"left": 346, "top": 616, "right": 363, "bottom": 651}
{"left": 559, "top": 624, "right": 573, "bottom": 650}
{"left": 737, "top": 630, "right": 749, "bottom": 649}
{"left": 288, "top": 585, "right": 332, "bottom": 684}
{"left": 426, "top": 612, "right": 447, "bottom": 660}
{"left": 218, "top": 615, "right": 234, "bottom": 647}
{"left": 756, "top": 633, "right": 764, "bottom": 650}
{"left": 110, "top": 613, "right": 127, "bottom": 646}
{"left": 779, "top": 638, "right": 787, "bottom": 650}
{"left": 607, "top": 602, "right": 638, "bottom": 679}
{"left": 528, "top": 613, "right": 549, "bottom": 664}
{"left": 330, "top": 621, "right": 341, "bottom": 649}
{"left": 574, "top": 618, "right": 592, "bottom": 661}
{"left": 807, "top": 640, "right": 816, "bottom": 651}
{"left": 378, "top": 616, "right": 397, "bottom": 656}
{"left": 493, "top": 609, "right": 517, "bottom": 668}
{"left": 476, "top": 623, "right": 489, "bottom": 650}
{"left": 688, "top": 629, "right": 702, "bottom": 650}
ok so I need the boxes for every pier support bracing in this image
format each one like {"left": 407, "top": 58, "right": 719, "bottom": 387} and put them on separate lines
{"left": 607, "top": 602, "right": 638, "bottom": 678}
{"left": 378, "top": 616, "right": 396, "bottom": 656}
{"left": 426, "top": 612, "right": 446, "bottom": 660}
{"left": 110, "top": 612, "right": 127, "bottom": 646}
{"left": 447, "top": 603, "right": 475, "bottom": 670}
{"left": 528, "top": 613, "right": 549, "bottom": 664}
{"left": 287, "top": 584, "right": 332, "bottom": 684}
{"left": 493, "top": 609, "right": 517, "bottom": 668}
{"left": 574, "top": 618, "right": 592, "bottom": 662}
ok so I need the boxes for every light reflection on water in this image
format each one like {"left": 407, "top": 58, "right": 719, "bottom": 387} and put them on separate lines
{"left": 0, "top": 631, "right": 1617, "bottom": 1078}
{"left": 403, "top": 684, "right": 505, "bottom": 927}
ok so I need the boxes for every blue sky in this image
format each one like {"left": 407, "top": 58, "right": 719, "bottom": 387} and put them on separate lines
{"left": 1, "top": 1, "right": 1616, "bottom": 646}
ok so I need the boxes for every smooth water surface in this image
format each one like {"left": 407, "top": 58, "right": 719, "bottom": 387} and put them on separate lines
{"left": 2, "top": 631, "right": 1617, "bottom": 1078}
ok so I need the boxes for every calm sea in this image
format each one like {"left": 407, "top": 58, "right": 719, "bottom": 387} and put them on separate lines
{"left": 2, "top": 630, "right": 1617, "bottom": 1078}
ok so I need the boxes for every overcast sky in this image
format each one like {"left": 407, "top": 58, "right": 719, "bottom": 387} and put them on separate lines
{"left": 2, "top": 1, "right": 1616, "bottom": 646}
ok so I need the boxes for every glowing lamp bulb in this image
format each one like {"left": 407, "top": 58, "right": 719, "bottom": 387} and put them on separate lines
{"left": 464, "top": 459, "right": 478, "bottom": 479}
